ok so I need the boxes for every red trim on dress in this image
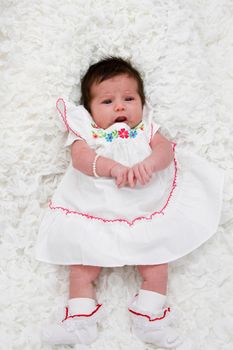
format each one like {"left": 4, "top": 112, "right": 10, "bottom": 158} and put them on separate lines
{"left": 150, "top": 123, "right": 154, "bottom": 144}
{"left": 62, "top": 303, "right": 102, "bottom": 322}
{"left": 56, "top": 97, "right": 85, "bottom": 141}
{"left": 48, "top": 143, "right": 177, "bottom": 226}
{"left": 128, "top": 307, "right": 171, "bottom": 322}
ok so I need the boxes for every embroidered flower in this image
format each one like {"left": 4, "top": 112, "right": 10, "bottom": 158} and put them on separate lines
{"left": 105, "top": 133, "right": 113, "bottom": 142}
{"left": 112, "top": 130, "right": 118, "bottom": 138}
{"left": 92, "top": 129, "right": 106, "bottom": 139}
{"left": 92, "top": 132, "right": 98, "bottom": 139}
{"left": 118, "top": 128, "right": 129, "bottom": 139}
{"left": 91, "top": 123, "right": 144, "bottom": 142}
{"left": 130, "top": 130, "right": 137, "bottom": 138}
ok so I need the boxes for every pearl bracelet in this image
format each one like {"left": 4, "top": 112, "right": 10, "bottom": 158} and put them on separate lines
{"left": 92, "top": 154, "right": 100, "bottom": 178}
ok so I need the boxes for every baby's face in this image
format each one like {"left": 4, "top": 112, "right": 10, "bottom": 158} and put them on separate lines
{"left": 89, "top": 74, "right": 143, "bottom": 129}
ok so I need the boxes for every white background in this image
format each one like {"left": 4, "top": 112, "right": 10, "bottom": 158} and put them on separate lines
{"left": 0, "top": 1, "right": 233, "bottom": 349}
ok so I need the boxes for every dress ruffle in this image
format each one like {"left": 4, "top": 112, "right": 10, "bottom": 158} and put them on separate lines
{"left": 35, "top": 141, "right": 224, "bottom": 266}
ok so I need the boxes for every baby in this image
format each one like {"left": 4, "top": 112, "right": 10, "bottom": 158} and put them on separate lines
{"left": 36, "top": 57, "right": 223, "bottom": 348}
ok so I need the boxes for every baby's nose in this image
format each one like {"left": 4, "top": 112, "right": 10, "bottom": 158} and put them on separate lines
{"left": 114, "top": 101, "right": 125, "bottom": 111}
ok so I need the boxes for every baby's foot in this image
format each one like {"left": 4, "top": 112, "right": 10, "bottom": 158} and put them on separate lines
{"left": 129, "top": 302, "right": 182, "bottom": 348}
{"left": 42, "top": 303, "right": 103, "bottom": 345}
{"left": 133, "top": 321, "right": 182, "bottom": 348}
{"left": 42, "top": 322, "right": 92, "bottom": 345}
{"left": 42, "top": 320, "right": 98, "bottom": 345}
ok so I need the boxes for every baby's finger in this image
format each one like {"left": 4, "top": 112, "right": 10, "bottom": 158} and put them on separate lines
{"left": 119, "top": 170, "right": 129, "bottom": 188}
{"left": 133, "top": 165, "right": 144, "bottom": 185}
{"left": 119, "top": 174, "right": 126, "bottom": 187}
{"left": 116, "top": 173, "right": 124, "bottom": 187}
{"left": 138, "top": 163, "right": 151, "bottom": 184}
{"left": 128, "top": 169, "right": 136, "bottom": 188}
{"left": 144, "top": 162, "right": 153, "bottom": 177}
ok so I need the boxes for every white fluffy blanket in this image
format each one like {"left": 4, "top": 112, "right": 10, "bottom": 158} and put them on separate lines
{"left": 1, "top": 1, "right": 233, "bottom": 349}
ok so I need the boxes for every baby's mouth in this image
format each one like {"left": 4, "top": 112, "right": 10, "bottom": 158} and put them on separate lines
{"left": 115, "top": 116, "right": 127, "bottom": 123}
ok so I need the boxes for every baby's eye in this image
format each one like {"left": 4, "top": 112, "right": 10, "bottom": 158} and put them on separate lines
{"left": 125, "top": 96, "right": 134, "bottom": 101}
{"left": 102, "top": 99, "right": 112, "bottom": 104}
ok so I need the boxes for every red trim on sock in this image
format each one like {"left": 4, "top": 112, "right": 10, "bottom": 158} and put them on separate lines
{"left": 128, "top": 307, "right": 171, "bottom": 322}
{"left": 62, "top": 303, "right": 102, "bottom": 322}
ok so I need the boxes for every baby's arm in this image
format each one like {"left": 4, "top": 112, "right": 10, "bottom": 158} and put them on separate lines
{"left": 71, "top": 140, "right": 129, "bottom": 187}
{"left": 128, "top": 133, "right": 174, "bottom": 187}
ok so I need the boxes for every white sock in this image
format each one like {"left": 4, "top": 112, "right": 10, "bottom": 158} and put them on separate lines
{"left": 136, "top": 289, "right": 166, "bottom": 313}
{"left": 68, "top": 298, "right": 96, "bottom": 315}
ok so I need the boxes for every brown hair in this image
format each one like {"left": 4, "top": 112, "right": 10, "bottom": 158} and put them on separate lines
{"left": 80, "top": 57, "right": 145, "bottom": 112}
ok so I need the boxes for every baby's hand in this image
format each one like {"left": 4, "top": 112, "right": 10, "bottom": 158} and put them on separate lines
{"left": 128, "top": 157, "right": 154, "bottom": 188}
{"left": 110, "top": 163, "right": 129, "bottom": 188}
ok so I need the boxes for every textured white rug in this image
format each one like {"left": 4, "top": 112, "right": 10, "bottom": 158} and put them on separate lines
{"left": 1, "top": 1, "right": 233, "bottom": 349}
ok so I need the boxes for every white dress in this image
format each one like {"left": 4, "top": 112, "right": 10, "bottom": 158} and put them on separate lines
{"left": 35, "top": 98, "right": 224, "bottom": 267}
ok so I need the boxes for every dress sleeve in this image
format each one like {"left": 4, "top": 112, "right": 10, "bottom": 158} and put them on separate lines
{"left": 150, "top": 121, "right": 160, "bottom": 141}
{"left": 143, "top": 102, "right": 160, "bottom": 143}
{"left": 56, "top": 98, "right": 92, "bottom": 147}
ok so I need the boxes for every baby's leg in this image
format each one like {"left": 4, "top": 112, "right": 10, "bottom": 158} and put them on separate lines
{"left": 69, "top": 265, "right": 102, "bottom": 299}
{"left": 129, "top": 264, "right": 182, "bottom": 348}
{"left": 137, "top": 263, "right": 168, "bottom": 295}
{"left": 43, "top": 265, "right": 102, "bottom": 345}
{"left": 136, "top": 264, "right": 168, "bottom": 314}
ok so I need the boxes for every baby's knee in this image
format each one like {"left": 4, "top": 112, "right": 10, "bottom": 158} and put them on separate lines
{"left": 70, "top": 265, "right": 101, "bottom": 284}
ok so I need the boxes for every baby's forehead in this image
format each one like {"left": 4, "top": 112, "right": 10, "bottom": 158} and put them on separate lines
{"left": 90, "top": 74, "right": 139, "bottom": 95}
